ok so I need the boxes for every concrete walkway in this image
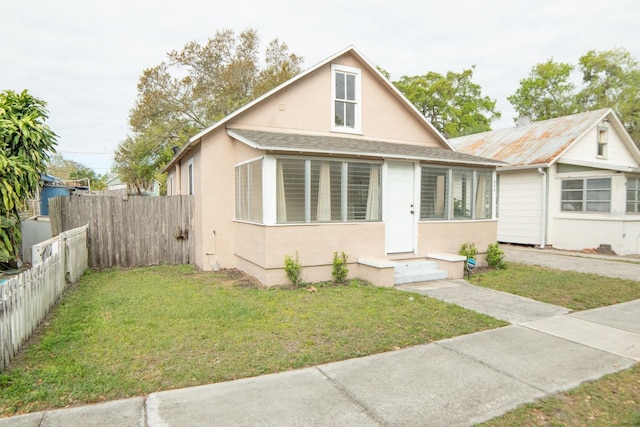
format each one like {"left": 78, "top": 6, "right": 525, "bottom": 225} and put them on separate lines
{"left": 1, "top": 250, "right": 639, "bottom": 426}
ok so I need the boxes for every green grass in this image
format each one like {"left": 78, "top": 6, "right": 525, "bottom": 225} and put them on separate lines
{"left": 0, "top": 265, "right": 505, "bottom": 416}
{"left": 468, "top": 262, "right": 640, "bottom": 310}
{"left": 470, "top": 262, "right": 640, "bottom": 426}
{"left": 481, "top": 364, "right": 640, "bottom": 426}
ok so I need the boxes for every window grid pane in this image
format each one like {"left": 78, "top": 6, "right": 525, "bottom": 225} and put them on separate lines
{"left": 420, "top": 168, "right": 448, "bottom": 220}
{"left": 475, "top": 171, "right": 492, "bottom": 219}
{"left": 561, "top": 178, "right": 611, "bottom": 213}
{"left": 277, "top": 159, "right": 306, "bottom": 223}
{"left": 453, "top": 170, "right": 473, "bottom": 219}
{"left": 626, "top": 178, "right": 640, "bottom": 214}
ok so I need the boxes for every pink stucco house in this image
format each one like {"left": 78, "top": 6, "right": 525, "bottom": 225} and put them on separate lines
{"left": 163, "top": 46, "right": 503, "bottom": 286}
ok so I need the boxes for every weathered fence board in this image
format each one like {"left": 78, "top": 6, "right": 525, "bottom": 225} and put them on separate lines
{"left": 49, "top": 195, "right": 194, "bottom": 269}
{"left": 1, "top": 225, "right": 88, "bottom": 370}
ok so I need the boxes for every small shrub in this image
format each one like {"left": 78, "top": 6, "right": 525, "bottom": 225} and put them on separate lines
{"left": 284, "top": 252, "right": 303, "bottom": 287}
{"left": 458, "top": 243, "right": 478, "bottom": 269}
{"left": 458, "top": 242, "right": 478, "bottom": 260}
{"left": 332, "top": 251, "right": 349, "bottom": 284}
{"left": 486, "top": 243, "right": 506, "bottom": 269}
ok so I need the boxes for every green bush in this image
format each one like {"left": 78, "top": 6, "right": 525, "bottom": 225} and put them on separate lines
{"left": 485, "top": 243, "right": 506, "bottom": 269}
{"left": 458, "top": 243, "right": 478, "bottom": 268}
{"left": 332, "top": 251, "right": 349, "bottom": 284}
{"left": 458, "top": 242, "right": 478, "bottom": 260}
{"left": 284, "top": 252, "right": 303, "bottom": 287}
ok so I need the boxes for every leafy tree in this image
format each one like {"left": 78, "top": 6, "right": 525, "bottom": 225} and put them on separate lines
{"left": 116, "top": 28, "right": 303, "bottom": 192}
{"left": 393, "top": 67, "right": 501, "bottom": 137}
{"left": 508, "top": 48, "right": 640, "bottom": 145}
{"left": 0, "top": 90, "right": 57, "bottom": 265}
{"left": 507, "top": 59, "right": 578, "bottom": 121}
{"left": 47, "top": 154, "right": 107, "bottom": 190}
{"left": 577, "top": 48, "right": 640, "bottom": 143}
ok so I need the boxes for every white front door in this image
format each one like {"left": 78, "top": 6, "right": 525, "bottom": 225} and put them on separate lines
{"left": 386, "top": 161, "right": 415, "bottom": 253}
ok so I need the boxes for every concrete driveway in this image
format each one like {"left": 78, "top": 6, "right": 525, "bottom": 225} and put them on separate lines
{"left": 500, "top": 244, "right": 640, "bottom": 281}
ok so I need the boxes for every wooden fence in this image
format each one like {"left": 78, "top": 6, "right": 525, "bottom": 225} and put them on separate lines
{"left": 49, "top": 195, "right": 194, "bottom": 269}
{"left": 1, "top": 225, "right": 88, "bottom": 370}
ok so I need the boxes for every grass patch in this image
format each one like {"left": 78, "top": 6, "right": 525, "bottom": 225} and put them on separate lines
{"left": 481, "top": 363, "right": 640, "bottom": 426}
{"left": 0, "top": 265, "right": 505, "bottom": 416}
{"left": 468, "top": 263, "right": 640, "bottom": 310}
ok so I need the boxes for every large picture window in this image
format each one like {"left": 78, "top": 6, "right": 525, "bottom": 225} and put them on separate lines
{"left": 235, "top": 159, "right": 263, "bottom": 223}
{"left": 627, "top": 177, "right": 640, "bottom": 214}
{"left": 420, "top": 167, "right": 493, "bottom": 220}
{"left": 561, "top": 178, "right": 611, "bottom": 213}
{"left": 277, "top": 158, "right": 380, "bottom": 224}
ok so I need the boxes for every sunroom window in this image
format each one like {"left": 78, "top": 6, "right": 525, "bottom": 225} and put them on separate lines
{"left": 235, "top": 159, "right": 263, "bottom": 223}
{"left": 420, "top": 167, "right": 493, "bottom": 220}
{"left": 277, "top": 158, "right": 380, "bottom": 223}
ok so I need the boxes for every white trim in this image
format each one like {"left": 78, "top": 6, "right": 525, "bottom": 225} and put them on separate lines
{"left": 186, "top": 158, "right": 194, "bottom": 195}
{"left": 331, "top": 63, "right": 362, "bottom": 134}
{"left": 263, "top": 156, "right": 277, "bottom": 225}
{"left": 234, "top": 155, "right": 265, "bottom": 168}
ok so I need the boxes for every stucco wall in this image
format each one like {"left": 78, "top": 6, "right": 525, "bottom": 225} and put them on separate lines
{"left": 234, "top": 221, "right": 385, "bottom": 285}
{"left": 417, "top": 220, "right": 498, "bottom": 264}
{"left": 229, "top": 52, "right": 444, "bottom": 147}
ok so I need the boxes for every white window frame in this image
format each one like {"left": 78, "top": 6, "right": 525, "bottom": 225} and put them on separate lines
{"left": 561, "top": 177, "right": 611, "bottom": 213}
{"left": 235, "top": 157, "right": 264, "bottom": 223}
{"left": 274, "top": 156, "right": 381, "bottom": 224}
{"left": 420, "top": 166, "right": 495, "bottom": 221}
{"left": 186, "top": 159, "right": 194, "bottom": 195}
{"left": 331, "top": 64, "right": 362, "bottom": 134}
{"left": 627, "top": 177, "right": 640, "bottom": 214}
{"left": 597, "top": 126, "right": 608, "bottom": 159}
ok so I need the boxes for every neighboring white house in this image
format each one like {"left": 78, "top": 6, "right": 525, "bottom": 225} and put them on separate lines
{"left": 106, "top": 174, "right": 160, "bottom": 196}
{"left": 450, "top": 108, "right": 640, "bottom": 255}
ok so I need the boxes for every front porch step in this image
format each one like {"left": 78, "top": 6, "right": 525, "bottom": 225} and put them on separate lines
{"left": 394, "top": 260, "right": 448, "bottom": 285}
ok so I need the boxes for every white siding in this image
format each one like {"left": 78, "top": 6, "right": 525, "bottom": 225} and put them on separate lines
{"left": 497, "top": 169, "right": 543, "bottom": 245}
{"left": 561, "top": 125, "right": 638, "bottom": 169}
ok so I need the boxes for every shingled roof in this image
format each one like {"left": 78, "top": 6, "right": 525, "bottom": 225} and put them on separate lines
{"left": 228, "top": 128, "right": 505, "bottom": 167}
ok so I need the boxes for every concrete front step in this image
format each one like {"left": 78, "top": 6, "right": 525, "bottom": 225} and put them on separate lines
{"left": 394, "top": 260, "right": 449, "bottom": 285}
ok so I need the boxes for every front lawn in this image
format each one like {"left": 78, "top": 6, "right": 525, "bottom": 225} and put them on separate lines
{"left": 468, "top": 262, "right": 640, "bottom": 310}
{"left": 0, "top": 265, "right": 505, "bottom": 416}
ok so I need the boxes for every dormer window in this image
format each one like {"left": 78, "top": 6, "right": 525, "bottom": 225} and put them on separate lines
{"left": 332, "top": 64, "right": 361, "bottom": 133}
{"left": 597, "top": 126, "right": 608, "bottom": 159}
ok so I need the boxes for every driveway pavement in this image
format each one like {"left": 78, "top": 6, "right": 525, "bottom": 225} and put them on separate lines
{"left": 500, "top": 244, "right": 640, "bottom": 280}
{"left": 1, "top": 249, "right": 639, "bottom": 427}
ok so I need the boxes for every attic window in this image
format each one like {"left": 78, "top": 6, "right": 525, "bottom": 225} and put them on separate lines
{"left": 597, "top": 126, "right": 608, "bottom": 159}
{"left": 332, "top": 64, "right": 361, "bottom": 134}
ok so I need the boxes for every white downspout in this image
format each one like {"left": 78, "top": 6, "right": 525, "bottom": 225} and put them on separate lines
{"left": 537, "top": 168, "right": 547, "bottom": 249}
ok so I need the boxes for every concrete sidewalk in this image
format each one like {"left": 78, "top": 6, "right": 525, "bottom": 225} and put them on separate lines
{"left": 1, "top": 288, "right": 638, "bottom": 427}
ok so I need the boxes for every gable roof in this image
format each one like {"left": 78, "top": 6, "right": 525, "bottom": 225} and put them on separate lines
{"left": 450, "top": 108, "right": 640, "bottom": 170}
{"left": 163, "top": 45, "right": 454, "bottom": 173}
{"left": 228, "top": 129, "right": 504, "bottom": 166}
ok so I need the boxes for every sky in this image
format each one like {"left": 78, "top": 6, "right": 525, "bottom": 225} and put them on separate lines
{"left": 2, "top": 0, "right": 639, "bottom": 174}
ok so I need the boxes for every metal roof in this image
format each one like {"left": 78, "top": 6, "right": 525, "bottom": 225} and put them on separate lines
{"left": 449, "top": 108, "right": 613, "bottom": 167}
{"left": 228, "top": 129, "right": 505, "bottom": 167}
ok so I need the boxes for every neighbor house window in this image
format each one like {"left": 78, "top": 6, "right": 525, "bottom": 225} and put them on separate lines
{"left": 276, "top": 158, "right": 380, "bottom": 223}
{"left": 561, "top": 178, "right": 611, "bottom": 213}
{"left": 420, "top": 167, "right": 493, "bottom": 220}
{"left": 332, "top": 64, "right": 361, "bottom": 133}
{"left": 597, "top": 126, "right": 608, "bottom": 158}
{"left": 627, "top": 178, "right": 640, "bottom": 214}
{"left": 235, "top": 159, "right": 263, "bottom": 223}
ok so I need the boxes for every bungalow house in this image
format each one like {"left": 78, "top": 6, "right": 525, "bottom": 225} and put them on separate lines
{"left": 450, "top": 109, "right": 640, "bottom": 255}
{"left": 163, "top": 46, "right": 504, "bottom": 286}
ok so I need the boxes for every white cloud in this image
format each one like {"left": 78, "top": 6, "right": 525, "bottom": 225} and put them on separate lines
{"left": 2, "top": 0, "right": 639, "bottom": 172}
